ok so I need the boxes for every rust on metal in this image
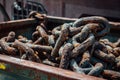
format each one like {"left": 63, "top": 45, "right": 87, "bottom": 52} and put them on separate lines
{"left": 59, "top": 43, "right": 73, "bottom": 69}
{"left": 0, "top": 54, "right": 104, "bottom": 80}
{"left": 0, "top": 12, "right": 120, "bottom": 80}
{"left": 51, "top": 24, "right": 69, "bottom": 57}
{"left": 71, "top": 33, "right": 95, "bottom": 58}
{"left": 0, "top": 18, "right": 37, "bottom": 31}
{"left": 102, "top": 70, "right": 120, "bottom": 80}
{"left": 12, "top": 40, "right": 41, "bottom": 62}
{"left": 0, "top": 40, "right": 17, "bottom": 55}
{"left": 0, "top": 16, "right": 120, "bottom": 32}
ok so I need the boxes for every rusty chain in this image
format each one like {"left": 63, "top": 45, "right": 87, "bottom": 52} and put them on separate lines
{"left": 0, "top": 11, "right": 120, "bottom": 79}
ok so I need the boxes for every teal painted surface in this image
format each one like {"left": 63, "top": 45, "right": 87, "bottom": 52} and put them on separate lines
{"left": 15, "top": 25, "right": 36, "bottom": 39}
{"left": 103, "top": 31, "right": 120, "bottom": 42}
{"left": 40, "top": 73, "right": 48, "bottom": 80}
{"left": 0, "top": 70, "right": 32, "bottom": 80}
{"left": 51, "top": 77, "right": 58, "bottom": 80}
{"left": 0, "top": 64, "right": 58, "bottom": 80}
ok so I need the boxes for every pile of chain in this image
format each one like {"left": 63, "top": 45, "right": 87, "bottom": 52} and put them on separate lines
{"left": 0, "top": 12, "right": 120, "bottom": 79}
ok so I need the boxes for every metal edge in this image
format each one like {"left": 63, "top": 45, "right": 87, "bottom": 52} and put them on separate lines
{"left": 0, "top": 16, "right": 120, "bottom": 31}
{"left": 0, "top": 54, "right": 105, "bottom": 80}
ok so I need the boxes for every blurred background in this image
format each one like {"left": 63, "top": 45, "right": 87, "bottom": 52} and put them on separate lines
{"left": 0, "top": 0, "right": 120, "bottom": 22}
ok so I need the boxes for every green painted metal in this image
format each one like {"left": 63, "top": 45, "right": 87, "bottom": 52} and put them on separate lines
{"left": 0, "top": 69, "right": 31, "bottom": 80}
{"left": 0, "top": 63, "right": 58, "bottom": 80}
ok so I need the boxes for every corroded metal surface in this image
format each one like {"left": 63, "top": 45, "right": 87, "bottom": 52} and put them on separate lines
{"left": 0, "top": 14, "right": 120, "bottom": 80}
{"left": 0, "top": 54, "right": 104, "bottom": 80}
{"left": 0, "top": 16, "right": 120, "bottom": 31}
{"left": 0, "top": 18, "right": 37, "bottom": 31}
